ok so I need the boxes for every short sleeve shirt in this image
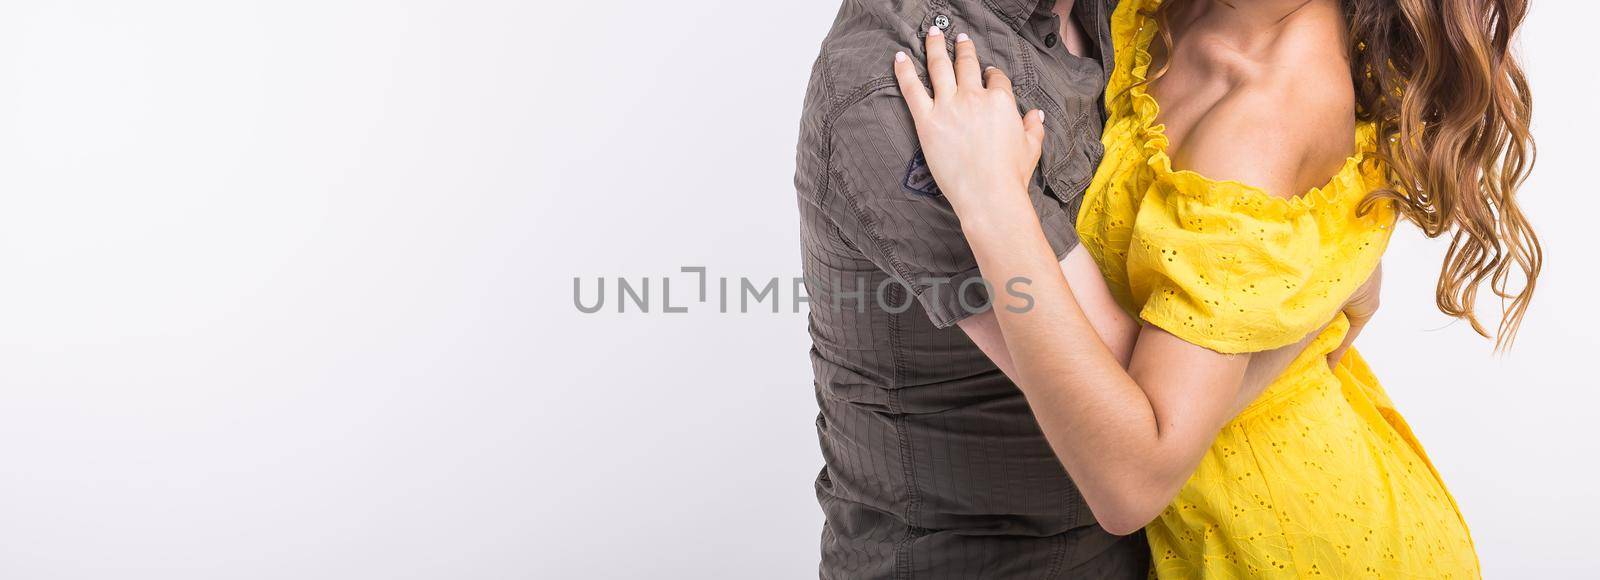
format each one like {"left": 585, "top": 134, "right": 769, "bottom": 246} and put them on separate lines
{"left": 795, "top": 0, "right": 1149, "bottom": 577}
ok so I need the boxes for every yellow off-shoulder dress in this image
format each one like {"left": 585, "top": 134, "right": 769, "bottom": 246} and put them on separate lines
{"left": 1076, "top": 0, "right": 1480, "bottom": 576}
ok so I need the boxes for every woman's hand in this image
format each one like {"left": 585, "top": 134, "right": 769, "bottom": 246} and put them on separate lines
{"left": 893, "top": 27, "right": 1044, "bottom": 215}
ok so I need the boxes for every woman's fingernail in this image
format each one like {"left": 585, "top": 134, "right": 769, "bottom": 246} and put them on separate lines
{"left": 929, "top": 25, "right": 943, "bottom": 36}
{"left": 1036, "top": 110, "right": 1047, "bottom": 124}
{"left": 895, "top": 51, "right": 907, "bottom": 63}
{"left": 956, "top": 33, "right": 970, "bottom": 43}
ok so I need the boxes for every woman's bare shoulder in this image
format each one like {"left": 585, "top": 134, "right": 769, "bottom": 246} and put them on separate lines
{"left": 1177, "top": 11, "right": 1356, "bottom": 198}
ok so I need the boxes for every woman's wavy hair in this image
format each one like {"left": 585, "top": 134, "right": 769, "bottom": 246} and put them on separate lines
{"left": 1147, "top": 0, "right": 1541, "bottom": 349}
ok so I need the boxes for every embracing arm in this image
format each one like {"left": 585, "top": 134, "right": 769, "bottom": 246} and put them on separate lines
{"left": 959, "top": 247, "right": 1141, "bottom": 378}
{"left": 958, "top": 196, "right": 1251, "bottom": 535}
{"left": 960, "top": 247, "right": 1325, "bottom": 415}
{"left": 896, "top": 29, "right": 1361, "bottom": 534}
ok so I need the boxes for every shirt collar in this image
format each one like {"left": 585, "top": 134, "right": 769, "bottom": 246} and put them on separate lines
{"left": 985, "top": 0, "right": 1052, "bottom": 28}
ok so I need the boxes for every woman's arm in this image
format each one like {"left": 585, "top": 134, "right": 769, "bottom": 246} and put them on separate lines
{"left": 958, "top": 247, "right": 1141, "bottom": 379}
{"left": 954, "top": 188, "right": 1249, "bottom": 535}
{"left": 960, "top": 246, "right": 1321, "bottom": 411}
{"left": 891, "top": 29, "right": 1352, "bottom": 534}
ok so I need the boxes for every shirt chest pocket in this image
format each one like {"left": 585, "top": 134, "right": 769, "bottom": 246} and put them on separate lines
{"left": 1019, "top": 89, "right": 1104, "bottom": 216}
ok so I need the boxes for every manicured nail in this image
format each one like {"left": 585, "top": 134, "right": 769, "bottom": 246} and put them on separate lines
{"left": 929, "top": 25, "right": 943, "bottom": 36}
{"left": 956, "top": 33, "right": 970, "bottom": 43}
{"left": 895, "top": 51, "right": 907, "bottom": 63}
{"left": 1036, "top": 110, "right": 1046, "bottom": 124}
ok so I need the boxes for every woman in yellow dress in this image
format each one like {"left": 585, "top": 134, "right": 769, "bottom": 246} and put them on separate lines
{"left": 886, "top": 0, "right": 1538, "bottom": 576}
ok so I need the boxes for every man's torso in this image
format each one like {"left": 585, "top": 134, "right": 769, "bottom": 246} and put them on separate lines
{"left": 794, "top": 0, "right": 1148, "bottom": 577}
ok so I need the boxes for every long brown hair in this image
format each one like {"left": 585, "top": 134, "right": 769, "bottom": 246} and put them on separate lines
{"left": 1348, "top": 0, "right": 1539, "bottom": 349}
{"left": 1147, "top": 0, "right": 1541, "bottom": 349}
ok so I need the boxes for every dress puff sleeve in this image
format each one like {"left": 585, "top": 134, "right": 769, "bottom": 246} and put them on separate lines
{"left": 1126, "top": 156, "right": 1396, "bottom": 354}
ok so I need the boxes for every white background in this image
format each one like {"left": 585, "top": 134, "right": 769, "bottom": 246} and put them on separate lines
{"left": 0, "top": 0, "right": 1594, "bottom": 578}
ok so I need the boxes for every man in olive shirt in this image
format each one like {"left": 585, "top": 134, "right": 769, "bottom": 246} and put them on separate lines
{"left": 794, "top": 0, "right": 1147, "bottom": 577}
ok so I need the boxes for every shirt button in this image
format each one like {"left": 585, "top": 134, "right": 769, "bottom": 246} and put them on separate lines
{"left": 933, "top": 14, "right": 951, "bottom": 30}
{"left": 1044, "top": 33, "right": 1059, "bottom": 48}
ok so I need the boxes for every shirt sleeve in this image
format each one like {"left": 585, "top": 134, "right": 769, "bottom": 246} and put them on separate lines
{"left": 1126, "top": 172, "right": 1395, "bottom": 353}
{"left": 823, "top": 89, "right": 1081, "bottom": 328}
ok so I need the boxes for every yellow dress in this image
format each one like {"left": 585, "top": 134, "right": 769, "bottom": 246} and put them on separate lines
{"left": 1076, "top": 0, "right": 1480, "bottom": 576}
